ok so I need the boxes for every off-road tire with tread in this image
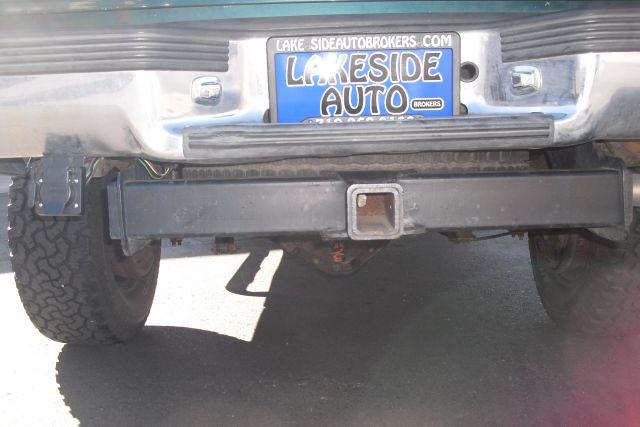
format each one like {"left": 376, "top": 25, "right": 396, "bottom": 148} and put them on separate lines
{"left": 529, "top": 213, "right": 640, "bottom": 336}
{"left": 8, "top": 174, "right": 161, "bottom": 344}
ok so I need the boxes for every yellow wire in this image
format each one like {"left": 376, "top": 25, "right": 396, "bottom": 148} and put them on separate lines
{"left": 140, "top": 158, "right": 172, "bottom": 178}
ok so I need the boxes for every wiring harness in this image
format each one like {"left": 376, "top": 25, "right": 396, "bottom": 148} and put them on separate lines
{"left": 85, "top": 157, "right": 173, "bottom": 182}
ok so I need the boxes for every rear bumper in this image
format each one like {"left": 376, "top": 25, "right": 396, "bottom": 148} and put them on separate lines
{"left": 0, "top": 8, "right": 639, "bottom": 161}
{"left": 108, "top": 168, "right": 628, "bottom": 243}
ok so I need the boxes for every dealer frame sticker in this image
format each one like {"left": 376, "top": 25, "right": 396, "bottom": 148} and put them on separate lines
{"left": 267, "top": 33, "right": 460, "bottom": 123}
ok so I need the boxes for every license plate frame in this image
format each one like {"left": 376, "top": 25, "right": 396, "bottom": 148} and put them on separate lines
{"left": 267, "top": 32, "right": 460, "bottom": 124}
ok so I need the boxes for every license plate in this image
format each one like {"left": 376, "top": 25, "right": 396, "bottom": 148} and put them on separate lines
{"left": 267, "top": 33, "right": 460, "bottom": 123}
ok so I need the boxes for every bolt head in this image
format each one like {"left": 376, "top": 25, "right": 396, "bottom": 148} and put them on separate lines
{"left": 509, "top": 65, "right": 541, "bottom": 95}
{"left": 192, "top": 77, "right": 222, "bottom": 104}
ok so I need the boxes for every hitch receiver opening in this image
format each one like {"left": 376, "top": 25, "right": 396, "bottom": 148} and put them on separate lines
{"left": 347, "top": 184, "right": 403, "bottom": 240}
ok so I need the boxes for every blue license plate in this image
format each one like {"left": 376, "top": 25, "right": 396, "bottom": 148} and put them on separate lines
{"left": 268, "top": 33, "right": 460, "bottom": 123}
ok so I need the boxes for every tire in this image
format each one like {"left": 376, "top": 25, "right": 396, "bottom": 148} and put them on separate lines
{"left": 8, "top": 174, "right": 161, "bottom": 344}
{"left": 529, "top": 215, "right": 640, "bottom": 337}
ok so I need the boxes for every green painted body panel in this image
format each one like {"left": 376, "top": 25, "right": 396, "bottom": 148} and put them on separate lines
{"left": 0, "top": 1, "right": 613, "bottom": 26}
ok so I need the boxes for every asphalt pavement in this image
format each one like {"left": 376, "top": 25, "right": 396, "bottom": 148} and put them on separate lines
{"left": 1, "top": 192, "right": 640, "bottom": 426}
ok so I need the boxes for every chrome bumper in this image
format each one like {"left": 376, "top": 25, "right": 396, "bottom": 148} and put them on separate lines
{"left": 1, "top": 12, "right": 639, "bottom": 161}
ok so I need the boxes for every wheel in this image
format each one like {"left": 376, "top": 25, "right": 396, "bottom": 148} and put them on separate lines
{"left": 8, "top": 174, "right": 161, "bottom": 344}
{"left": 529, "top": 215, "right": 640, "bottom": 336}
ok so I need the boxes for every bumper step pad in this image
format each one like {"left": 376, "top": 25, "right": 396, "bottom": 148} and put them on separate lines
{"left": 184, "top": 114, "right": 554, "bottom": 163}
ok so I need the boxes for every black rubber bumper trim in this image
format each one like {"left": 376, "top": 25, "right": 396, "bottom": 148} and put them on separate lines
{"left": 500, "top": 8, "right": 640, "bottom": 62}
{"left": 0, "top": 27, "right": 229, "bottom": 75}
{"left": 183, "top": 114, "right": 554, "bottom": 164}
{"left": 108, "top": 169, "right": 624, "bottom": 240}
